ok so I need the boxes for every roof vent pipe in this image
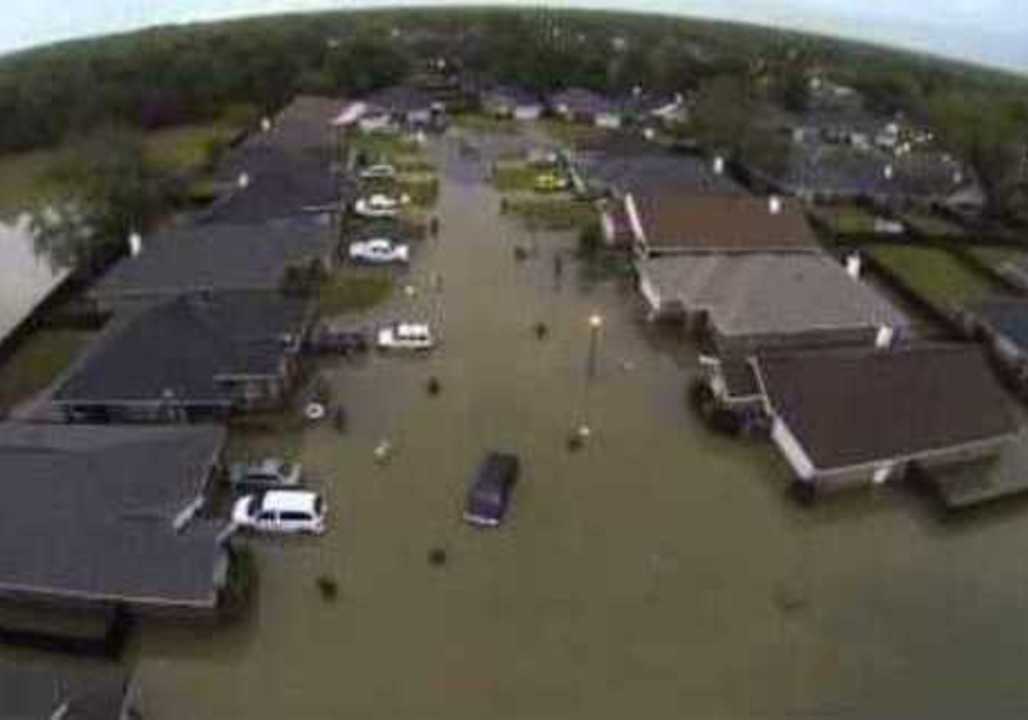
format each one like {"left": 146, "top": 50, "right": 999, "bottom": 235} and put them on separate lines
{"left": 875, "top": 325, "right": 895, "bottom": 349}
{"left": 846, "top": 252, "right": 861, "bottom": 279}
{"left": 260, "top": 116, "right": 272, "bottom": 133}
{"left": 769, "top": 195, "right": 782, "bottom": 215}
{"left": 237, "top": 172, "right": 250, "bottom": 190}
{"left": 713, "top": 156, "right": 725, "bottom": 175}
{"left": 127, "top": 232, "right": 142, "bottom": 257}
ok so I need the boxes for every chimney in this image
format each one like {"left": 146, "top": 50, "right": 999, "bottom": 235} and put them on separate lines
{"left": 713, "top": 156, "right": 725, "bottom": 175}
{"left": 846, "top": 252, "right": 861, "bottom": 279}
{"left": 237, "top": 172, "right": 251, "bottom": 190}
{"left": 127, "top": 232, "right": 142, "bottom": 257}
{"left": 875, "top": 325, "right": 895, "bottom": 349}
{"left": 769, "top": 195, "right": 782, "bottom": 215}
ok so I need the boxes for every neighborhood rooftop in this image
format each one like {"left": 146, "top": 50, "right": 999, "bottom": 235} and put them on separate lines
{"left": 0, "top": 661, "right": 133, "bottom": 720}
{"left": 977, "top": 299, "right": 1028, "bottom": 350}
{"left": 755, "top": 344, "right": 1019, "bottom": 471}
{"left": 628, "top": 192, "right": 820, "bottom": 252}
{"left": 0, "top": 423, "right": 229, "bottom": 609}
{"left": 91, "top": 219, "right": 334, "bottom": 305}
{"left": 638, "top": 252, "right": 909, "bottom": 340}
{"left": 575, "top": 149, "right": 744, "bottom": 196}
{"left": 55, "top": 292, "right": 310, "bottom": 409}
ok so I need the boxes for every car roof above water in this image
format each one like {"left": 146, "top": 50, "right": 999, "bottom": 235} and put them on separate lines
{"left": 260, "top": 490, "right": 320, "bottom": 513}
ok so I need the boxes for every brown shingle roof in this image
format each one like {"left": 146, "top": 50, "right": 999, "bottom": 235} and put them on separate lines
{"left": 755, "top": 344, "right": 1018, "bottom": 470}
{"left": 630, "top": 192, "right": 819, "bottom": 252}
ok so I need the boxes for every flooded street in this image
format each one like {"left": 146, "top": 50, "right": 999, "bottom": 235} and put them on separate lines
{"left": 18, "top": 134, "right": 1028, "bottom": 718}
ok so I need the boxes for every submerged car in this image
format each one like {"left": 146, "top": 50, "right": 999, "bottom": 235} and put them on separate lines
{"left": 232, "top": 490, "right": 327, "bottom": 535}
{"left": 376, "top": 322, "right": 435, "bottom": 350}
{"left": 464, "top": 452, "right": 520, "bottom": 527}
{"left": 349, "top": 238, "right": 410, "bottom": 264}
{"left": 359, "top": 163, "right": 396, "bottom": 180}
{"left": 354, "top": 194, "right": 400, "bottom": 218}
{"left": 228, "top": 458, "right": 303, "bottom": 491}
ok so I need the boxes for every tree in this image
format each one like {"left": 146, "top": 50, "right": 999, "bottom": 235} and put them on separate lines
{"left": 690, "top": 75, "right": 754, "bottom": 157}
{"left": 31, "top": 127, "right": 166, "bottom": 272}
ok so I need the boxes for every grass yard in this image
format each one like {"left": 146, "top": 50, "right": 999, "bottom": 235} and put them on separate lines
{"left": 450, "top": 113, "right": 519, "bottom": 134}
{"left": 142, "top": 120, "right": 247, "bottom": 175}
{"left": 867, "top": 244, "right": 1000, "bottom": 311}
{"left": 0, "top": 329, "right": 94, "bottom": 413}
{"left": 349, "top": 132, "right": 422, "bottom": 163}
{"left": 537, "top": 118, "right": 609, "bottom": 148}
{"left": 0, "top": 148, "right": 60, "bottom": 214}
{"left": 396, "top": 173, "right": 440, "bottom": 207}
{"left": 504, "top": 195, "right": 599, "bottom": 231}
{"left": 815, "top": 204, "right": 878, "bottom": 236}
{"left": 904, "top": 212, "right": 969, "bottom": 239}
{"left": 318, "top": 273, "right": 394, "bottom": 316}
{"left": 492, "top": 161, "right": 538, "bottom": 192}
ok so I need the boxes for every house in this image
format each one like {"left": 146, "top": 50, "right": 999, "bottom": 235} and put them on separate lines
{"left": 575, "top": 146, "right": 744, "bottom": 199}
{"left": 0, "top": 661, "right": 140, "bottom": 720}
{"left": 610, "top": 192, "right": 819, "bottom": 256}
{"left": 55, "top": 293, "right": 314, "bottom": 422}
{"left": 974, "top": 299, "right": 1028, "bottom": 380}
{"left": 90, "top": 219, "right": 335, "bottom": 314}
{"left": 481, "top": 86, "right": 544, "bottom": 120}
{"left": 0, "top": 423, "right": 235, "bottom": 615}
{"left": 753, "top": 344, "right": 1018, "bottom": 490}
{"left": 250, "top": 95, "right": 346, "bottom": 155}
{"left": 206, "top": 145, "right": 349, "bottom": 224}
{"left": 363, "top": 85, "right": 437, "bottom": 127}
{"left": 636, "top": 252, "right": 909, "bottom": 355}
{"left": 548, "top": 87, "right": 622, "bottom": 128}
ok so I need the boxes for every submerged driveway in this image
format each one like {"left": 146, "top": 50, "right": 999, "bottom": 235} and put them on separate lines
{"left": 107, "top": 131, "right": 1028, "bottom": 720}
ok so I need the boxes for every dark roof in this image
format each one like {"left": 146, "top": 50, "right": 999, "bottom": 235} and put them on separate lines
{"left": 242, "top": 95, "right": 343, "bottom": 155}
{"left": 756, "top": 344, "right": 1018, "bottom": 470}
{"left": 364, "top": 85, "right": 435, "bottom": 114}
{"left": 0, "top": 423, "right": 228, "bottom": 607}
{"left": 979, "top": 299, "right": 1028, "bottom": 349}
{"left": 548, "top": 87, "right": 618, "bottom": 115}
{"left": 0, "top": 661, "right": 130, "bottom": 720}
{"left": 483, "top": 85, "right": 542, "bottom": 107}
{"left": 578, "top": 150, "right": 744, "bottom": 197}
{"left": 92, "top": 219, "right": 333, "bottom": 300}
{"left": 721, "top": 358, "right": 760, "bottom": 398}
{"left": 630, "top": 192, "right": 819, "bottom": 252}
{"left": 57, "top": 293, "right": 310, "bottom": 405}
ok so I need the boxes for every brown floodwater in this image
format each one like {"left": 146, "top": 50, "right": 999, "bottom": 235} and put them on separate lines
{"left": 8, "top": 133, "right": 1028, "bottom": 718}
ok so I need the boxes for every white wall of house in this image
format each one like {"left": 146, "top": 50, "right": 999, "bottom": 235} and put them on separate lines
{"left": 771, "top": 417, "right": 816, "bottom": 481}
{"left": 595, "top": 113, "right": 622, "bottom": 129}
{"left": 514, "top": 105, "right": 542, "bottom": 121}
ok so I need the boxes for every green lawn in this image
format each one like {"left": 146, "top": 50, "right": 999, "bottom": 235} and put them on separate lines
{"left": 867, "top": 244, "right": 1000, "bottom": 310}
{"left": 537, "top": 118, "right": 609, "bottom": 148}
{"left": 318, "top": 273, "right": 394, "bottom": 316}
{"left": 0, "top": 148, "right": 60, "bottom": 215}
{"left": 396, "top": 173, "right": 439, "bottom": 208}
{"left": 349, "top": 133, "right": 422, "bottom": 163}
{"left": 903, "top": 212, "right": 969, "bottom": 239}
{"left": 492, "top": 161, "right": 538, "bottom": 192}
{"left": 143, "top": 120, "right": 247, "bottom": 175}
{"left": 0, "top": 329, "right": 94, "bottom": 413}
{"left": 816, "top": 205, "right": 878, "bottom": 235}
{"left": 504, "top": 196, "right": 598, "bottom": 231}
{"left": 450, "top": 113, "right": 519, "bottom": 134}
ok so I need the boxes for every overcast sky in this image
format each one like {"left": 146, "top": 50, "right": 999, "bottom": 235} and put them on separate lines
{"left": 5, "top": 0, "right": 1028, "bottom": 73}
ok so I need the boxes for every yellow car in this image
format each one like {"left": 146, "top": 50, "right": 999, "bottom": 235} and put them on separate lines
{"left": 534, "top": 172, "right": 567, "bottom": 193}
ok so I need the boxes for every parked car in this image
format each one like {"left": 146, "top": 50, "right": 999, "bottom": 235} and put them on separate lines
{"left": 359, "top": 163, "right": 396, "bottom": 180}
{"left": 232, "top": 490, "right": 327, "bottom": 535}
{"left": 377, "top": 322, "right": 435, "bottom": 350}
{"left": 228, "top": 458, "right": 303, "bottom": 491}
{"left": 349, "top": 238, "right": 410, "bottom": 264}
{"left": 354, "top": 194, "right": 399, "bottom": 218}
{"left": 534, "top": 172, "right": 568, "bottom": 193}
{"left": 463, "top": 452, "right": 520, "bottom": 527}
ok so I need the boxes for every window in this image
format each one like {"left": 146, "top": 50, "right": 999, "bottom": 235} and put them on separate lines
{"left": 280, "top": 511, "right": 311, "bottom": 522}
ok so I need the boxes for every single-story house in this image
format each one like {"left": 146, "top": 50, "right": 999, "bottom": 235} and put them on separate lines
{"left": 753, "top": 344, "right": 1019, "bottom": 490}
{"left": 548, "top": 87, "right": 622, "bottom": 128}
{"left": 0, "top": 661, "right": 140, "bottom": 720}
{"left": 206, "top": 144, "right": 349, "bottom": 224}
{"left": 363, "top": 85, "right": 437, "bottom": 127}
{"left": 575, "top": 146, "right": 744, "bottom": 199}
{"left": 250, "top": 95, "right": 346, "bottom": 155}
{"left": 90, "top": 219, "right": 335, "bottom": 314}
{"left": 481, "top": 86, "right": 544, "bottom": 120}
{"left": 608, "top": 192, "right": 820, "bottom": 257}
{"left": 0, "top": 423, "right": 235, "bottom": 615}
{"left": 55, "top": 293, "right": 314, "bottom": 422}
{"left": 636, "top": 251, "right": 909, "bottom": 355}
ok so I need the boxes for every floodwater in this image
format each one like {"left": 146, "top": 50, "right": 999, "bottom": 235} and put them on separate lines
{"left": 10, "top": 133, "right": 1028, "bottom": 718}
{"left": 0, "top": 214, "right": 70, "bottom": 343}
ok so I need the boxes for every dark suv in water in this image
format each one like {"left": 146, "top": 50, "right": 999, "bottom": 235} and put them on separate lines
{"left": 463, "top": 452, "right": 520, "bottom": 527}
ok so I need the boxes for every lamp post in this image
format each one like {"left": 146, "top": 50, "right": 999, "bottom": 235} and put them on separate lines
{"left": 586, "top": 313, "right": 603, "bottom": 380}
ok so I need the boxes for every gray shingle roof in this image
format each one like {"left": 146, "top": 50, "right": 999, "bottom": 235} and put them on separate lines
{"left": 364, "top": 85, "right": 435, "bottom": 114}
{"left": 92, "top": 219, "right": 334, "bottom": 301}
{"left": 638, "top": 252, "right": 909, "bottom": 338}
{"left": 0, "top": 661, "right": 130, "bottom": 720}
{"left": 548, "top": 87, "right": 618, "bottom": 115}
{"left": 0, "top": 423, "right": 228, "bottom": 607}
{"left": 576, "top": 150, "right": 743, "bottom": 196}
{"left": 56, "top": 292, "right": 310, "bottom": 406}
{"left": 756, "top": 344, "right": 1018, "bottom": 470}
